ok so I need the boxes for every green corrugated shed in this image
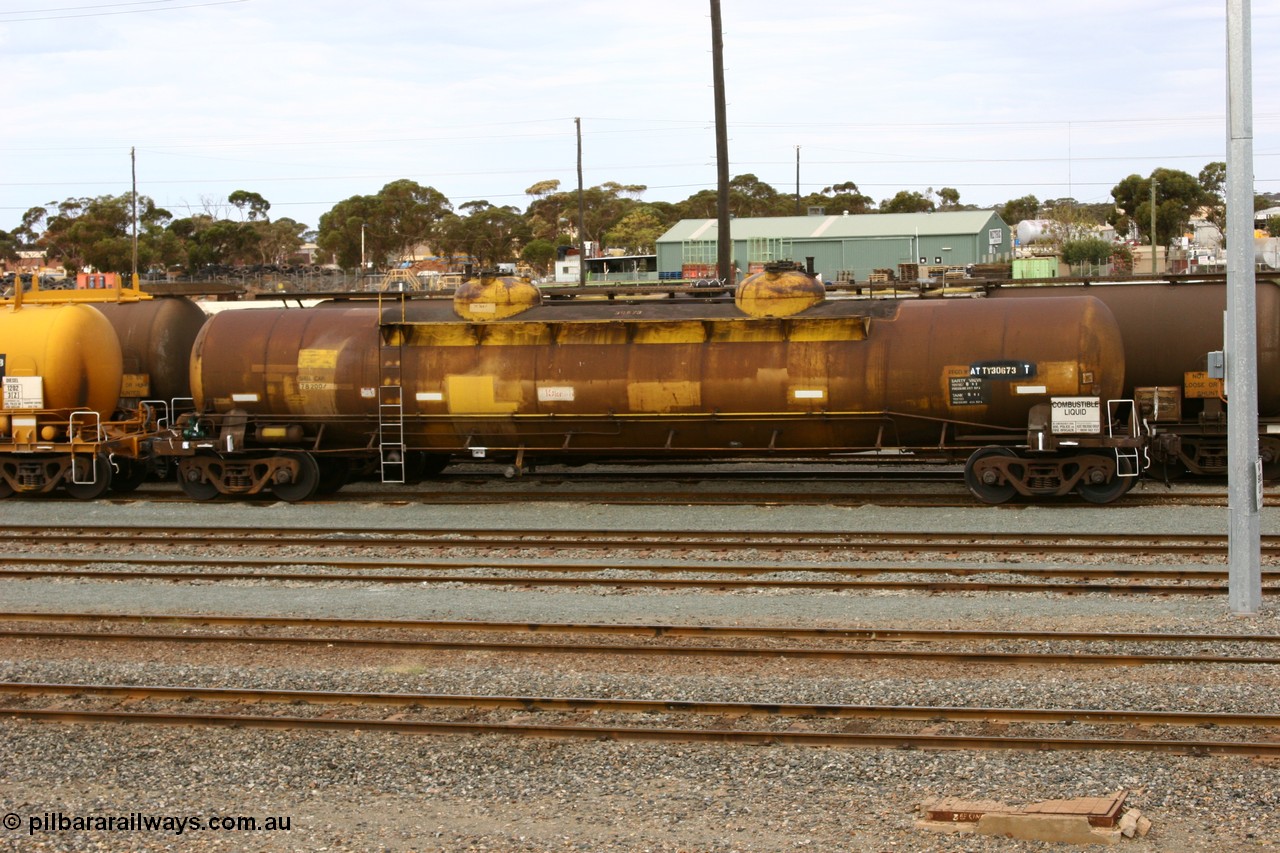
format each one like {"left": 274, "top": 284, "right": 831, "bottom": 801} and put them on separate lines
{"left": 656, "top": 211, "right": 1011, "bottom": 282}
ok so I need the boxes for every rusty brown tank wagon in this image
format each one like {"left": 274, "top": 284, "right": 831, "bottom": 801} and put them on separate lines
{"left": 987, "top": 277, "right": 1280, "bottom": 478}
{"left": 93, "top": 296, "right": 209, "bottom": 408}
{"left": 157, "top": 264, "right": 1147, "bottom": 504}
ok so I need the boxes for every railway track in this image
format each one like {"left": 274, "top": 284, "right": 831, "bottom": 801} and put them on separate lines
{"left": 3, "top": 613, "right": 1278, "bottom": 666}
{"left": 0, "top": 553, "right": 1260, "bottom": 580}
{"left": 95, "top": 486, "right": 1260, "bottom": 509}
{"left": 2, "top": 681, "right": 1278, "bottom": 756}
{"left": 0, "top": 560, "right": 1271, "bottom": 594}
{"left": 0, "top": 524, "right": 1269, "bottom": 558}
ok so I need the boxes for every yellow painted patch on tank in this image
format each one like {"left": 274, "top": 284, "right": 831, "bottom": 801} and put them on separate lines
{"left": 708, "top": 320, "right": 785, "bottom": 343}
{"left": 556, "top": 323, "right": 628, "bottom": 346}
{"left": 407, "top": 325, "right": 478, "bottom": 347}
{"left": 476, "top": 323, "right": 553, "bottom": 347}
{"left": 298, "top": 349, "right": 339, "bottom": 369}
{"left": 1033, "top": 360, "right": 1081, "bottom": 394}
{"left": 787, "top": 317, "right": 868, "bottom": 342}
{"left": 632, "top": 321, "right": 707, "bottom": 345}
{"left": 445, "top": 375, "right": 519, "bottom": 414}
{"left": 627, "top": 381, "right": 702, "bottom": 412}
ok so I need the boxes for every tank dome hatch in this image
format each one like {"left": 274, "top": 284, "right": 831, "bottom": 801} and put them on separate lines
{"left": 735, "top": 261, "right": 826, "bottom": 318}
{"left": 453, "top": 271, "right": 543, "bottom": 321}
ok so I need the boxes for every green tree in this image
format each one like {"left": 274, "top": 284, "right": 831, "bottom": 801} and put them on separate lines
{"left": 1268, "top": 215, "right": 1280, "bottom": 237}
{"left": 520, "top": 238, "right": 556, "bottom": 274}
{"left": 1061, "top": 236, "right": 1116, "bottom": 267}
{"left": 176, "top": 216, "right": 259, "bottom": 270}
{"left": 605, "top": 208, "right": 668, "bottom": 254}
{"left": 1108, "top": 168, "right": 1208, "bottom": 246}
{"left": 801, "top": 181, "right": 874, "bottom": 215}
{"left": 256, "top": 217, "right": 307, "bottom": 265}
{"left": 998, "top": 194, "right": 1039, "bottom": 225}
{"left": 437, "top": 201, "right": 530, "bottom": 270}
{"left": 725, "top": 174, "right": 789, "bottom": 217}
{"left": 32, "top": 194, "right": 174, "bottom": 274}
{"left": 936, "top": 187, "right": 961, "bottom": 209}
{"left": 524, "top": 180, "right": 569, "bottom": 244}
{"left": 524, "top": 181, "right": 647, "bottom": 253}
{"left": 1198, "top": 161, "right": 1226, "bottom": 237}
{"left": 879, "top": 190, "right": 935, "bottom": 214}
{"left": 317, "top": 180, "right": 452, "bottom": 270}
{"left": 228, "top": 189, "right": 271, "bottom": 222}
{"left": 0, "top": 229, "right": 19, "bottom": 263}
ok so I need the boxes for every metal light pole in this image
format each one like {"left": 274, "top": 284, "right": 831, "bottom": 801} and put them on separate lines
{"left": 795, "top": 145, "right": 801, "bottom": 215}
{"left": 1226, "top": 0, "right": 1262, "bottom": 614}
{"left": 130, "top": 146, "right": 139, "bottom": 290}
{"left": 1149, "top": 178, "right": 1159, "bottom": 275}
{"left": 710, "top": 0, "right": 732, "bottom": 285}
{"left": 576, "top": 117, "right": 587, "bottom": 287}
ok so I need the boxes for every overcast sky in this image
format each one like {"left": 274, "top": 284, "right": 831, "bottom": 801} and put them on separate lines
{"left": 3, "top": 1, "right": 1277, "bottom": 232}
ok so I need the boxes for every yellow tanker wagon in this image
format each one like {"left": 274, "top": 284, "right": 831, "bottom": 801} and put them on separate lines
{"left": 0, "top": 282, "right": 172, "bottom": 498}
{"left": 160, "top": 263, "right": 1149, "bottom": 504}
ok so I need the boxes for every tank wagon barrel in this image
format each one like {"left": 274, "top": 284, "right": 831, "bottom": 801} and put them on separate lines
{"left": 0, "top": 284, "right": 191, "bottom": 498}
{"left": 156, "top": 265, "right": 1147, "bottom": 504}
{"left": 987, "top": 277, "right": 1280, "bottom": 478}
{"left": 93, "top": 296, "right": 209, "bottom": 407}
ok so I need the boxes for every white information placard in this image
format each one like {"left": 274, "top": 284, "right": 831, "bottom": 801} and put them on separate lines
{"left": 1050, "top": 396, "right": 1101, "bottom": 434}
{"left": 2, "top": 376, "right": 43, "bottom": 409}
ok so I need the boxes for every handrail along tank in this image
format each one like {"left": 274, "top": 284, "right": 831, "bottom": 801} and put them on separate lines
{"left": 166, "top": 266, "right": 1142, "bottom": 503}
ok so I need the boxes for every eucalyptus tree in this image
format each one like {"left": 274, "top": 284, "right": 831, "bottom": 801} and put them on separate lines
{"left": 25, "top": 194, "right": 176, "bottom": 274}
{"left": 1108, "top": 168, "right": 1208, "bottom": 246}
{"left": 317, "top": 180, "right": 452, "bottom": 270}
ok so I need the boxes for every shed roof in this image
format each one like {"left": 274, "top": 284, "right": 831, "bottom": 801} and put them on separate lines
{"left": 658, "top": 210, "right": 1002, "bottom": 243}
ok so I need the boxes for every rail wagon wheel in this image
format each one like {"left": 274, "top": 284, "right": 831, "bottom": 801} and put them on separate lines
{"left": 315, "top": 458, "right": 350, "bottom": 495}
{"left": 1260, "top": 438, "right": 1280, "bottom": 480}
{"left": 963, "top": 446, "right": 1019, "bottom": 505}
{"left": 404, "top": 451, "right": 450, "bottom": 483}
{"left": 64, "top": 453, "right": 113, "bottom": 501}
{"left": 177, "top": 453, "right": 221, "bottom": 501}
{"left": 108, "top": 458, "right": 149, "bottom": 493}
{"left": 1076, "top": 456, "right": 1135, "bottom": 505}
{"left": 271, "top": 452, "right": 321, "bottom": 503}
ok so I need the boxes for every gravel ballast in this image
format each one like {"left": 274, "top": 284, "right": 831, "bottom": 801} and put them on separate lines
{"left": 1, "top": 491, "right": 1278, "bottom": 852}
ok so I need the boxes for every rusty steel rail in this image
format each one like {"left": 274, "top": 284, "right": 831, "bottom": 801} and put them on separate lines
{"left": 3, "top": 627, "right": 1278, "bottom": 666}
{"left": 4, "top": 682, "right": 1279, "bottom": 729}
{"left": 0, "top": 553, "right": 1260, "bottom": 581}
{"left": 0, "top": 525, "right": 1267, "bottom": 557}
{"left": 101, "top": 490, "right": 1259, "bottom": 509}
{"left": 2, "top": 705, "right": 1277, "bottom": 756}
{"left": 0, "top": 565, "right": 1261, "bottom": 595}
{"left": 3, "top": 611, "right": 1279, "bottom": 645}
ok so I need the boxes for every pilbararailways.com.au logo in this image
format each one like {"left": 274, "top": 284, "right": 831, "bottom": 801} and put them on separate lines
{"left": 6, "top": 811, "right": 292, "bottom": 835}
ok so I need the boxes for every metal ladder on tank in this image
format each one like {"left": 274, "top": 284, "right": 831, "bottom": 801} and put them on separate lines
{"left": 1108, "top": 398, "right": 1142, "bottom": 477}
{"left": 377, "top": 295, "right": 407, "bottom": 484}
